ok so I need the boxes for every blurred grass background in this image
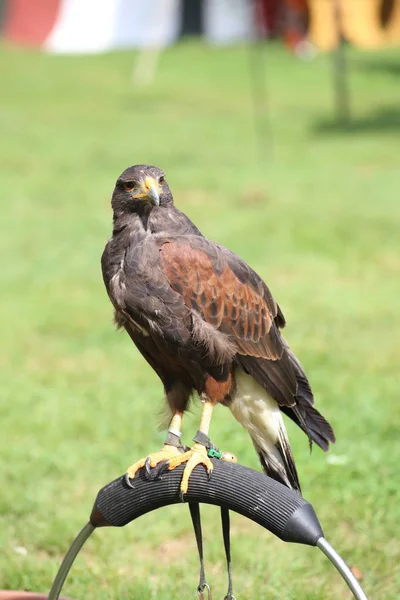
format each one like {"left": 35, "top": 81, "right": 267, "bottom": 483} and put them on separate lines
{"left": 0, "top": 41, "right": 399, "bottom": 599}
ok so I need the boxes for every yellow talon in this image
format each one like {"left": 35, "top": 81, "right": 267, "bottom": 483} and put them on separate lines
{"left": 126, "top": 444, "right": 183, "bottom": 479}
{"left": 126, "top": 440, "right": 237, "bottom": 495}
{"left": 167, "top": 443, "right": 213, "bottom": 495}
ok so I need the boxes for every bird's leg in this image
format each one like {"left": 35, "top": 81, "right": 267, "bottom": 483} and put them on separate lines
{"left": 126, "top": 411, "right": 185, "bottom": 480}
{"left": 167, "top": 399, "right": 215, "bottom": 495}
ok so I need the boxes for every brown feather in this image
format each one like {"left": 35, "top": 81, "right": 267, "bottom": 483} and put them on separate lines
{"left": 159, "top": 240, "right": 282, "bottom": 361}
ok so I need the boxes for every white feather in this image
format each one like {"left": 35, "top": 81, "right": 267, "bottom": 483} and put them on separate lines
{"left": 229, "top": 370, "right": 291, "bottom": 477}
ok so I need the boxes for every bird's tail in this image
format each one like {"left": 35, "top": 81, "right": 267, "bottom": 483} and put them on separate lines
{"left": 229, "top": 374, "right": 301, "bottom": 492}
{"left": 251, "top": 418, "right": 301, "bottom": 493}
{"left": 282, "top": 342, "right": 336, "bottom": 451}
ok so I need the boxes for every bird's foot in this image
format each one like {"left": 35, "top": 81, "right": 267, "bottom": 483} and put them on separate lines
{"left": 126, "top": 444, "right": 183, "bottom": 482}
{"left": 167, "top": 442, "right": 214, "bottom": 496}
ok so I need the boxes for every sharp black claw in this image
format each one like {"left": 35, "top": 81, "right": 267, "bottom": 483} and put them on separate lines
{"left": 143, "top": 459, "right": 169, "bottom": 482}
{"left": 144, "top": 456, "right": 160, "bottom": 481}
{"left": 124, "top": 473, "right": 135, "bottom": 489}
{"left": 154, "top": 460, "right": 170, "bottom": 478}
{"left": 144, "top": 457, "right": 152, "bottom": 475}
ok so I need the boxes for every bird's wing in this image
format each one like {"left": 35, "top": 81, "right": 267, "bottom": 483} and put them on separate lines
{"left": 157, "top": 235, "right": 297, "bottom": 407}
{"left": 157, "top": 235, "right": 335, "bottom": 453}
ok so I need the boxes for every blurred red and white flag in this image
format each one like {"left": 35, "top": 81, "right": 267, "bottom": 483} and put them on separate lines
{"left": 0, "top": 0, "right": 255, "bottom": 54}
{"left": 1, "top": 0, "right": 257, "bottom": 53}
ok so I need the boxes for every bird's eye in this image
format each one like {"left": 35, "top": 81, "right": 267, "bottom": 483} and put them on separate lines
{"left": 159, "top": 176, "right": 165, "bottom": 185}
{"left": 123, "top": 181, "right": 135, "bottom": 192}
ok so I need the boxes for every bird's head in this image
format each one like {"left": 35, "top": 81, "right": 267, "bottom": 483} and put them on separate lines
{"left": 111, "top": 165, "right": 172, "bottom": 214}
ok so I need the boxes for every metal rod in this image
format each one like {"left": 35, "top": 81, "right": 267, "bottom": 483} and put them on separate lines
{"left": 221, "top": 507, "right": 236, "bottom": 600}
{"left": 48, "top": 522, "right": 95, "bottom": 600}
{"left": 317, "top": 537, "right": 368, "bottom": 600}
{"left": 332, "top": 0, "right": 350, "bottom": 124}
{"left": 188, "top": 502, "right": 212, "bottom": 598}
{"left": 249, "top": 0, "right": 273, "bottom": 165}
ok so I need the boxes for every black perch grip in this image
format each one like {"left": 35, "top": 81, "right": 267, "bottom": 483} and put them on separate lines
{"left": 91, "top": 460, "right": 323, "bottom": 546}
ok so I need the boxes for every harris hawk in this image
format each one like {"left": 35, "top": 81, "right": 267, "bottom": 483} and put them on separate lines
{"left": 101, "top": 164, "right": 335, "bottom": 494}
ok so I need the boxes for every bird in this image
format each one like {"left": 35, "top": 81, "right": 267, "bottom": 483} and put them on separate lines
{"left": 101, "top": 164, "right": 335, "bottom": 495}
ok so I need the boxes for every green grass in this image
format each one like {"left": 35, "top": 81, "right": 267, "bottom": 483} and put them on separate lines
{"left": 0, "top": 41, "right": 399, "bottom": 599}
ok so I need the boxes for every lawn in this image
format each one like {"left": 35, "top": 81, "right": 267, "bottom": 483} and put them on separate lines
{"left": 0, "top": 41, "right": 399, "bottom": 599}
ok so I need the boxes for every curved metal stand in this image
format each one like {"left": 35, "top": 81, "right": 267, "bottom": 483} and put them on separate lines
{"left": 47, "top": 460, "right": 369, "bottom": 599}
{"left": 48, "top": 523, "right": 94, "bottom": 600}
{"left": 317, "top": 537, "right": 368, "bottom": 600}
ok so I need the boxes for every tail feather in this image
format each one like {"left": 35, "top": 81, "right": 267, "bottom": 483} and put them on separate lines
{"left": 282, "top": 401, "right": 336, "bottom": 452}
{"left": 230, "top": 371, "right": 302, "bottom": 492}
{"left": 283, "top": 341, "right": 336, "bottom": 451}
{"left": 253, "top": 427, "right": 301, "bottom": 493}
{"left": 231, "top": 335, "right": 336, "bottom": 493}
{"left": 236, "top": 340, "right": 335, "bottom": 453}
{"left": 306, "top": 408, "right": 336, "bottom": 451}
{"left": 282, "top": 338, "right": 315, "bottom": 405}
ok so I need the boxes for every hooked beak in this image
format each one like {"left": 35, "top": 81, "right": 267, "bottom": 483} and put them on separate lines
{"left": 140, "top": 176, "right": 160, "bottom": 206}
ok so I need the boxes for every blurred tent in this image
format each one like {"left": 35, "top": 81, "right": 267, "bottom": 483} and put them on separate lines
{"left": 1, "top": 0, "right": 255, "bottom": 53}
{"left": 1, "top": 0, "right": 400, "bottom": 53}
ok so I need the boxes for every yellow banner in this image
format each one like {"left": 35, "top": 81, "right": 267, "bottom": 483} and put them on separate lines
{"left": 308, "top": 0, "right": 400, "bottom": 50}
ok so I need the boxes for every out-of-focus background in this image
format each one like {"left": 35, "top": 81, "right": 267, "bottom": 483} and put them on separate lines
{"left": 1, "top": 1, "right": 399, "bottom": 598}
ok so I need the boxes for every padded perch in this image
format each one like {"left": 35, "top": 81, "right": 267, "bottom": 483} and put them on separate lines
{"left": 90, "top": 459, "right": 323, "bottom": 546}
{"left": 48, "top": 459, "right": 368, "bottom": 600}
